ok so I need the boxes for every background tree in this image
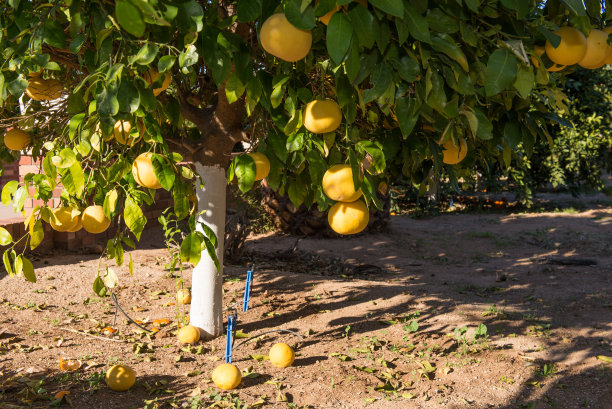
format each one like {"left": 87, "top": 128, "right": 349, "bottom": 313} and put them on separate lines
{"left": 0, "top": 0, "right": 609, "bottom": 338}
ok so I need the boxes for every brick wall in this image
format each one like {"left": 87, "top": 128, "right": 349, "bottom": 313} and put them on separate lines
{"left": 0, "top": 159, "right": 20, "bottom": 187}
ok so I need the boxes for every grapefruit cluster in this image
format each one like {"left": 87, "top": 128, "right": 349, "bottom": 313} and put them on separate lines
{"left": 538, "top": 27, "right": 612, "bottom": 72}
{"left": 323, "top": 164, "right": 369, "bottom": 235}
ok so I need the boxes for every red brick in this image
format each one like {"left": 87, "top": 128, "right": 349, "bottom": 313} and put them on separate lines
{"left": 19, "top": 165, "right": 40, "bottom": 176}
{"left": 19, "top": 156, "right": 32, "bottom": 165}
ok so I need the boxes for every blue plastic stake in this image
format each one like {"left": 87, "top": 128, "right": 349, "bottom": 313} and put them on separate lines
{"left": 449, "top": 198, "right": 454, "bottom": 208}
{"left": 243, "top": 269, "right": 253, "bottom": 312}
{"left": 225, "top": 314, "right": 236, "bottom": 363}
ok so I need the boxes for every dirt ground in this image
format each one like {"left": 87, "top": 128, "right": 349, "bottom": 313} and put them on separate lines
{"left": 0, "top": 197, "right": 611, "bottom": 409}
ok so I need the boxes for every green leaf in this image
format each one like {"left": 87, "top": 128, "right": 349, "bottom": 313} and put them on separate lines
{"left": 233, "top": 154, "right": 256, "bottom": 193}
{"left": 3, "top": 250, "right": 13, "bottom": 277}
{"left": 68, "top": 113, "right": 86, "bottom": 141}
{"left": 151, "top": 154, "right": 176, "bottom": 191}
{"left": 504, "top": 121, "right": 523, "bottom": 149}
{"left": 474, "top": 108, "right": 493, "bottom": 140}
{"left": 60, "top": 162, "right": 85, "bottom": 198}
{"left": 103, "top": 189, "right": 119, "bottom": 218}
{"left": 201, "top": 236, "right": 219, "bottom": 270}
{"left": 129, "top": 43, "right": 158, "bottom": 65}
{"left": 180, "top": 232, "right": 202, "bottom": 266}
{"left": 52, "top": 149, "right": 77, "bottom": 169}
{"left": 124, "top": 195, "right": 147, "bottom": 241}
{"left": 22, "top": 257, "right": 36, "bottom": 283}
{"left": 485, "top": 49, "right": 518, "bottom": 96}
{"left": 199, "top": 222, "right": 218, "bottom": 248}
{"left": 158, "top": 55, "right": 176, "bottom": 73}
{"left": 93, "top": 276, "right": 107, "bottom": 297}
{"left": 30, "top": 220, "right": 44, "bottom": 250}
{"left": 97, "top": 86, "right": 119, "bottom": 118}
{"left": 596, "top": 355, "right": 612, "bottom": 363}
{"left": 403, "top": 3, "right": 430, "bottom": 43}
{"left": 0, "top": 227, "right": 12, "bottom": 245}
{"left": 363, "top": 63, "right": 392, "bottom": 103}
{"left": 237, "top": 0, "right": 262, "bottom": 22}
{"left": 14, "top": 254, "right": 23, "bottom": 277}
{"left": 178, "top": 44, "right": 198, "bottom": 68}
{"left": 284, "top": 0, "right": 316, "bottom": 30}
{"left": 347, "top": 3, "right": 376, "bottom": 48}
{"left": 431, "top": 34, "right": 468, "bottom": 72}
{"left": 128, "top": 254, "right": 134, "bottom": 275}
{"left": 327, "top": 13, "right": 353, "bottom": 66}
{"left": 396, "top": 97, "right": 418, "bottom": 137}
{"left": 12, "top": 187, "right": 27, "bottom": 213}
{"left": 1, "top": 181, "right": 18, "bottom": 206}
{"left": 117, "top": 80, "right": 140, "bottom": 113}
{"left": 43, "top": 20, "right": 66, "bottom": 48}
{"left": 287, "top": 178, "right": 306, "bottom": 208}
{"left": 369, "top": 0, "right": 404, "bottom": 17}
{"left": 225, "top": 74, "right": 246, "bottom": 105}
{"left": 116, "top": 0, "right": 146, "bottom": 37}
{"left": 513, "top": 65, "right": 534, "bottom": 99}
{"left": 286, "top": 133, "right": 304, "bottom": 152}
{"left": 559, "top": 0, "right": 587, "bottom": 16}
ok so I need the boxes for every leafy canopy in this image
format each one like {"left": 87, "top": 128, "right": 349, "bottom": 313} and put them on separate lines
{"left": 0, "top": 0, "right": 608, "bottom": 286}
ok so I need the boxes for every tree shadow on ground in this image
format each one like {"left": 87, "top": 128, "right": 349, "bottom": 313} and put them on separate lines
{"left": 230, "top": 208, "right": 611, "bottom": 408}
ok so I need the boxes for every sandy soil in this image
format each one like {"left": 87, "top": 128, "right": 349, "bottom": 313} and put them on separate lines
{"left": 0, "top": 203, "right": 611, "bottom": 409}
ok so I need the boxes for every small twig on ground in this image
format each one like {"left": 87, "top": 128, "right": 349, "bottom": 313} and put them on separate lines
{"left": 59, "top": 327, "right": 126, "bottom": 343}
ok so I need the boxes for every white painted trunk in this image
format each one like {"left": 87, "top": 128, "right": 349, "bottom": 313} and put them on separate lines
{"left": 190, "top": 164, "right": 226, "bottom": 338}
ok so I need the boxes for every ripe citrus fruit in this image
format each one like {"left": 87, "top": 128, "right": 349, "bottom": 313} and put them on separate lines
{"left": 303, "top": 99, "right": 342, "bottom": 134}
{"left": 113, "top": 120, "right": 144, "bottom": 146}
{"left": 144, "top": 69, "right": 172, "bottom": 96}
{"left": 105, "top": 364, "right": 136, "bottom": 391}
{"left": 578, "top": 29, "right": 611, "bottom": 68}
{"left": 50, "top": 207, "right": 80, "bottom": 232}
{"left": 442, "top": 137, "right": 468, "bottom": 165}
{"left": 269, "top": 343, "right": 295, "bottom": 368}
{"left": 132, "top": 152, "right": 162, "bottom": 189}
{"left": 322, "top": 164, "right": 362, "bottom": 202}
{"left": 545, "top": 26, "right": 587, "bottom": 66}
{"left": 327, "top": 200, "right": 369, "bottom": 235}
{"left": 81, "top": 205, "right": 111, "bottom": 234}
{"left": 25, "top": 77, "right": 63, "bottom": 101}
{"left": 247, "top": 152, "right": 270, "bottom": 181}
{"left": 531, "top": 46, "right": 566, "bottom": 72}
{"left": 260, "top": 13, "right": 312, "bottom": 62}
{"left": 211, "top": 363, "right": 242, "bottom": 390}
{"left": 602, "top": 27, "right": 612, "bottom": 65}
{"left": 4, "top": 128, "right": 31, "bottom": 151}
{"left": 177, "top": 325, "right": 200, "bottom": 344}
{"left": 177, "top": 288, "right": 191, "bottom": 304}
{"left": 66, "top": 216, "right": 83, "bottom": 232}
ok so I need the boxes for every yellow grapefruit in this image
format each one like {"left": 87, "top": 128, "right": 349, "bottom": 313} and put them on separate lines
{"left": 4, "top": 128, "right": 31, "bottom": 151}
{"left": 66, "top": 216, "right": 83, "bottom": 233}
{"left": 81, "top": 205, "right": 111, "bottom": 234}
{"left": 260, "top": 13, "right": 312, "bottom": 62}
{"left": 578, "top": 29, "right": 611, "bottom": 68}
{"left": 211, "top": 363, "right": 242, "bottom": 390}
{"left": 328, "top": 200, "right": 369, "bottom": 235}
{"left": 113, "top": 120, "right": 144, "bottom": 146}
{"left": 442, "top": 137, "right": 468, "bottom": 165}
{"left": 132, "top": 152, "right": 162, "bottom": 189}
{"left": 25, "top": 77, "right": 63, "bottom": 101}
{"left": 177, "top": 325, "right": 200, "bottom": 344}
{"left": 545, "top": 26, "right": 587, "bottom": 66}
{"left": 50, "top": 207, "right": 80, "bottom": 232}
{"left": 177, "top": 288, "right": 191, "bottom": 304}
{"left": 322, "top": 164, "right": 362, "bottom": 202}
{"left": 144, "top": 69, "right": 172, "bottom": 96}
{"left": 247, "top": 152, "right": 271, "bottom": 181}
{"left": 303, "top": 99, "right": 342, "bottom": 134}
{"left": 105, "top": 364, "right": 136, "bottom": 391}
{"left": 269, "top": 343, "right": 295, "bottom": 368}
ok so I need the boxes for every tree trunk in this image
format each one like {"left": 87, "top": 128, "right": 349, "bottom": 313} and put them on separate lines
{"left": 190, "top": 163, "right": 226, "bottom": 339}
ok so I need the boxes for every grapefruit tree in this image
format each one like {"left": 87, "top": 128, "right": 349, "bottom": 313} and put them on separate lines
{"left": 0, "top": 0, "right": 609, "bottom": 338}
